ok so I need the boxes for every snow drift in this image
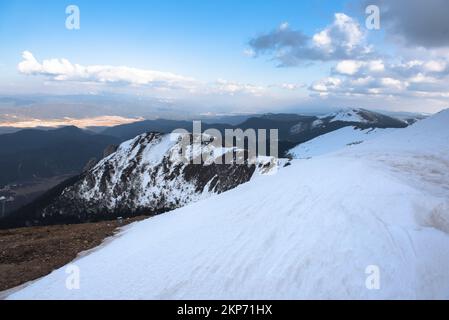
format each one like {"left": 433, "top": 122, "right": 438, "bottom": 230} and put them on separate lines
{"left": 6, "top": 110, "right": 449, "bottom": 299}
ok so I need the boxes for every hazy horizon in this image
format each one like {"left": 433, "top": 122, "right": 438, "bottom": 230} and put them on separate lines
{"left": 1, "top": 0, "right": 449, "bottom": 128}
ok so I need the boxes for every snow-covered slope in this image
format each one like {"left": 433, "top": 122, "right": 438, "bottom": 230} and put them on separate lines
{"left": 327, "top": 108, "right": 370, "bottom": 123}
{"left": 288, "top": 126, "right": 396, "bottom": 159}
{"left": 7, "top": 110, "right": 449, "bottom": 299}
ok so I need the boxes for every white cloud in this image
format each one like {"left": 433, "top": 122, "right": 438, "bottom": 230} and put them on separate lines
{"left": 249, "top": 13, "right": 372, "bottom": 65}
{"left": 312, "top": 13, "right": 365, "bottom": 55}
{"left": 312, "top": 30, "right": 331, "bottom": 47}
{"left": 334, "top": 60, "right": 385, "bottom": 76}
{"left": 279, "top": 22, "right": 289, "bottom": 31}
{"left": 18, "top": 51, "right": 303, "bottom": 99}
{"left": 332, "top": 13, "right": 363, "bottom": 48}
{"left": 247, "top": 9, "right": 449, "bottom": 112}
{"left": 243, "top": 48, "right": 256, "bottom": 57}
{"left": 213, "top": 79, "right": 266, "bottom": 96}
{"left": 368, "top": 60, "right": 385, "bottom": 72}
{"left": 311, "top": 77, "right": 342, "bottom": 96}
{"left": 424, "top": 60, "right": 447, "bottom": 73}
{"left": 248, "top": 12, "right": 449, "bottom": 104}
{"left": 18, "top": 51, "right": 197, "bottom": 89}
{"left": 335, "top": 60, "right": 363, "bottom": 75}
{"left": 279, "top": 83, "right": 304, "bottom": 90}
{"left": 408, "top": 73, "right": 437, "bottom": 83}
{"left": 380, "top": 77, "right": 405, "bottom": 90}
{"left": 316, "top": 47, "right": 449, "bottom": 101}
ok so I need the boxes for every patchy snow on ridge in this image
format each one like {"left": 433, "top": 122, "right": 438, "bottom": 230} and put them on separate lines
{"left": 6, "top": 110, "right": 449, "bottom": 300}
{"left": 288, "top": 126, "right": 396, "bottom": 159}
{"left": 320, "top": 108, "right": 408, "bottom": 128}
{"left": 36, "top": 132, "right": 280, "bottom": 224}
{"left": 324, "top": 108, "right": 369, "bottom": 123}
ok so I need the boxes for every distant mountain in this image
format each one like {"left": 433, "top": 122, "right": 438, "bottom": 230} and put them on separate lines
{"left": 199, "top": 114, "right": 257, "bottom": 125}
{"left": 0, "top": 126, "right": 120, "bottom": 187}
{"left": 101, "top": 108, "right": 409, "bottom": 155}
{"left": 319, "top": 108, "right": 409, "bottom": 128}
{"left": 238, "top": 108, "right": 408, "bottom": 145}
{"left": 0, "top": 97, "right": 36, "bottom": 106}
{"left": 1, "top": 132, "right": 278, "bottom": 228}
{"left": 101, "top": 119, "right": 235, "bottom": 140}
{"left": 0, "top": 109, "right": 408, "bottom": 187}
{"left": 102, "top": 119, "right": 194, "bottom": 140}
{"left": 259, "top": 113, "right": 315, "bottom": 122}
{"left": 0, "top": 127, "right": 21, "bottom": 135}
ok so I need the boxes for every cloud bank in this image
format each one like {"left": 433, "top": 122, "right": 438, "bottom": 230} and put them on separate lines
{"left": 248, "top": 13, "right": 372, "bottom": 66}
{"left": 310, "top": 57, "right": 449, "bottom": 98}
{"left": 18, "top": 51, "right": 303, "bottom": 99}
{"left": 247, "top": 9, "right": 449, "bottom": 108}
{"left": 18, "top": 51, "right": 197, "bottom": 89}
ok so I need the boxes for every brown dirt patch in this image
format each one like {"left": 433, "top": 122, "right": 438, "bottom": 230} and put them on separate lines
{"left": 0, "top": 217, "right": 147, "bottom": 292}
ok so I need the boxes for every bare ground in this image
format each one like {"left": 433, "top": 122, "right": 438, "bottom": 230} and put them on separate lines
{"left": 0, "top": 217, "right": 147, "bottom": 292}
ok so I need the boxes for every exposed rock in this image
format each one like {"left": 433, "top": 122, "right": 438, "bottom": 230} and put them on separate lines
{"left": 82, "top": 158, "right": 98, "bottom": 172}
{"left": 103, "top": 144, "right": 118, "bottom": 158}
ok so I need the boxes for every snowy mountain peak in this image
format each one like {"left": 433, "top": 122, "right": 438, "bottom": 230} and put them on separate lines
{"left": 18, "top": 131, "right": 279, "bottom": 225}
{"left": 322, "top": 108, "right": 369, "bottom": 123}
{"left": 312, "top": 108, "right": 409, "bottom": 129}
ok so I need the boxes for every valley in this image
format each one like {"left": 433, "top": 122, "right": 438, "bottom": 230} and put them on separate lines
{"left": 0, "top": 174, "right": 75, "bottom": 218}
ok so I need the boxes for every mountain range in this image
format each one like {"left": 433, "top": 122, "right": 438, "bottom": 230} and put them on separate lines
{"left": 0, "top": 108, "right": 411, "bottom": 226}
{"left": 6, "top": 109, "right": 449, "bottom": 299}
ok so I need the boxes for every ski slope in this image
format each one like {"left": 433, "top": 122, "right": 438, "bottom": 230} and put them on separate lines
{"left": 6, "top": 110, "right": 449, "bottom": 300}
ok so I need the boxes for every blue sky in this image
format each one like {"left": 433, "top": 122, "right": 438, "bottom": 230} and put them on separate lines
{"left": 0, "top": 1, "right": 344, "bottom": 83}
{"left": 1, "top": 0, "right": 449, "bottom": 117}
